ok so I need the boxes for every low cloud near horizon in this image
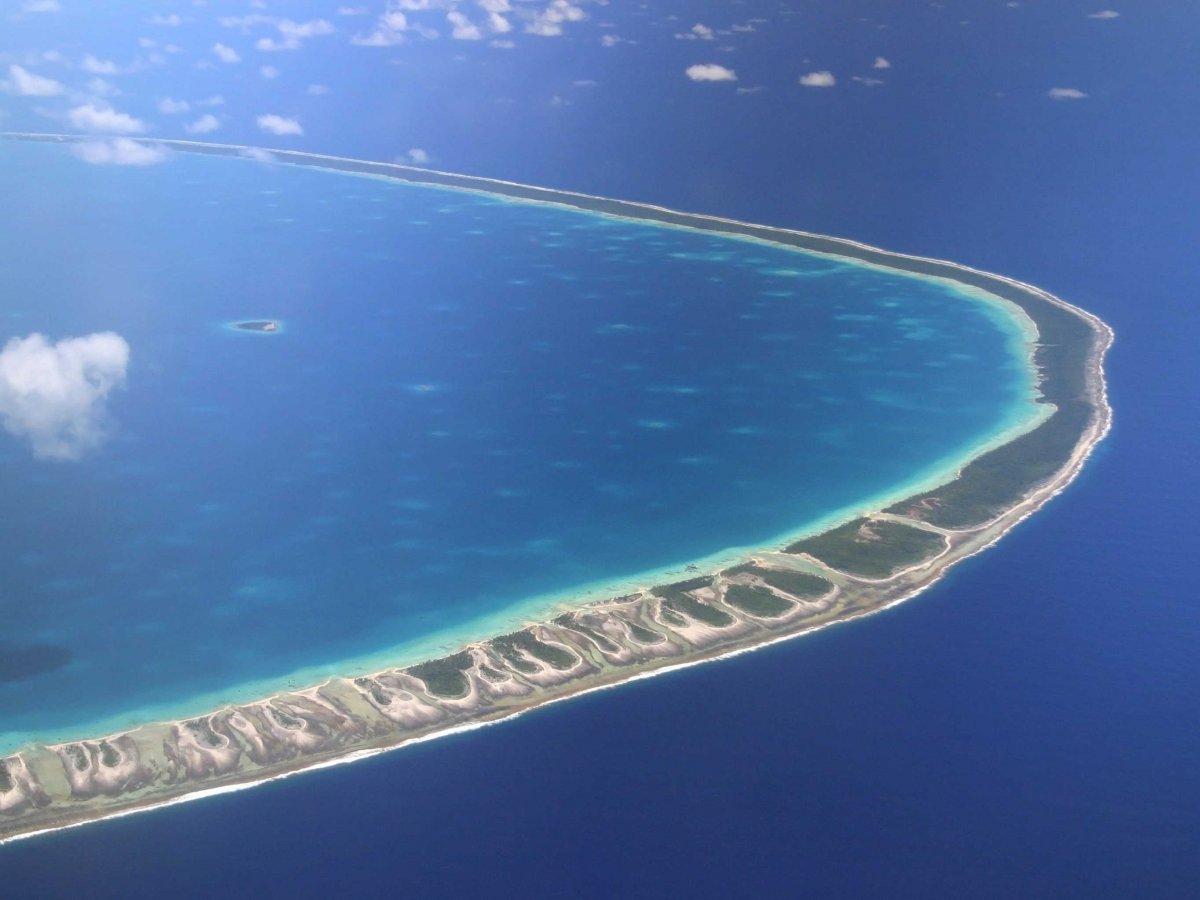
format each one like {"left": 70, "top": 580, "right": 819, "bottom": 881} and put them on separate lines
{"left": 0, "top": 332, "right": 131, "bottom": 461}
{"left": 71, "top": 138, "right": 168, "bottom": 166}
{"left": 257, "top": 113, "right": 303, "bottom": 135}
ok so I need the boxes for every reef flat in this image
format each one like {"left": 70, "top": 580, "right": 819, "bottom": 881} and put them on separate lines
{"left": 0, "top": 135, "right": 1112, "bottom": 843}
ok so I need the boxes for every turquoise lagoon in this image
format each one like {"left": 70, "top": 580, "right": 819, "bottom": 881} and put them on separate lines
{"left": 0, "top": 141, "right": 1041, "bottom": 751}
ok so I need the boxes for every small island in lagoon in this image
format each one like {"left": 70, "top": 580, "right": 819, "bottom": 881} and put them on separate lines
{"left": 0, "top": 136, "right": 1112, "bottom": 843}
{"left": 228, "top": 320, "right": 282, "bottom": 334}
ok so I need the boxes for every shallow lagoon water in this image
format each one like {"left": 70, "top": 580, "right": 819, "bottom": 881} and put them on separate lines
{"left": 0, "top": 142, "right": 1039, "bottom": 749}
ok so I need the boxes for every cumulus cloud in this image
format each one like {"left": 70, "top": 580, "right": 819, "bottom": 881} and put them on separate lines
{"left": 447, "top": 11, "right": 482, "bottom": 39}
{"left": 80, "top": 55, "right": 119, "bottom": 75}
{"left": 353, "top": 9, "right": 409, "bottom": 46}
{"left": 527, "top": 0, "right": 585, "bottom": 37}
{"left": 4, "top": 64, "right": 63, "bottom": 96}
{"left": 67, "top": 103, "right": 147, "bottom": 134}
{"left": 685, "top": 63, "right": 736, "bottom": 82}
{"left": 185, "top": 113, "right": 221, "bottom": 134}
{"left": 23, "top": 0, "right": 61, "bottom": 13}
{"left": 157, "top": 96, "right": 190, "bottom": 114}
{"left": 212, "top": 43, "right": 241, "bottom": 63}
{"left": 872, "top": 56, "right": 891, "bottom": 69}
{"left": 799, "top": 70, "right": 836, "bottom": 87}
{"left": 0, "top": 332, "right": 130, "bottom": 461}
{"left": 404, "top": 147, "right": 430, "bottom": 164}
{"left": 1048, "top": 87, "right": 1088, "bottom": 100}
{"left": 71, "top": 137, "right": 168, "bottom": 166}
{"left": 257, "top": 113, "right": 303, "bottom": 135}
{"left": 676, "top": 23, "right": 714, "bottom": 41}
{"left": 1087, "top": 10, "right": 1120, "bottom": 19}
{"left": 257, "top": 18, "right": 336, "bottom": 51}
{"left": 260, "top": 65, "right": 280, "bottom": 79}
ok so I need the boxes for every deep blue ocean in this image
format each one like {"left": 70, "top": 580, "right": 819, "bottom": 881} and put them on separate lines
{"left": 3, "top": 1, "right": 1198, "bottom": 897}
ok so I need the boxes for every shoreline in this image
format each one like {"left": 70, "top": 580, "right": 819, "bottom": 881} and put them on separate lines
{"left": 0, "top": 135, "right": 1113, "bottom": 844}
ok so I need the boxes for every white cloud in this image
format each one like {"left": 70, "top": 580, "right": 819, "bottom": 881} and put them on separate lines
{"left": 685, "top": 63, "right": 736, "bottom": 82}
{"left": 852, "top": 76, "right": 884, "bottom": 87}
{"left": 260, "top": 65, "right": 280, "bottom": 78}
{"left": 258, "top": 18, "right": 336, "bottom": 51}
{"left": 185, "top": 113, "right": 221, "bottom": 134}
{"left": 4, "top": 64, "right": 63, "bottom": 97}
{"left": 1048, "top": 87, "right": 1088, "bottom": 100}
{"left": 147, "top": 14, "right": 184, "bottom": 26}
{"left": 354, "top": 9, "right": 409, "bottom": 46}
{"left": 22, "top": 0, "right": 61, "bottom": 13}
{"left": 198, "top": 94, "right": 225, "bottom": 107}
{"left": 0, "top": 332, "right": 131, "bottom": 461}
{"left": 448, "top": 11, "right": 483, "bottom": 39}
{"left": 157, "top": 96, "right": 190, "bottom": 114}
{"left": 212, "top": 43, "right": 241, "bottom": 64}
{"left": 404, "top": 147, "right": 430, "bottom": 164}
{"left": 257, "top": 113, "right": 303, "bottom": 135}
{"left": 527, "top": 0, "right": 585, "bottom": 37}
{"left": 600, "top": 34, "right": 622, "bottom": 48}
{"left": 487, "top": 11, "right": 512, "bottom": 33}
{"left": 67, "top": 103, "right": 147, "bottom": 134}
{"left": 872, "top": 56, "right": 891, "bottom": 69}
{"left": 307, "top": 84, "right": 331, "bottom": 95}
{"left": 799, "top": 70, "right": 836, "bottom": 87}
{"left": 80, "top": 55, "right": 119, "bottom": 75}
{"left": 72, "top": 138, "right": 168, "bottom": 167}
{"left": 1087, "top": 10, "right": 1120, "bottom": 19}
{"left": 675, "top": 23, "right": 714, "bottom": 41}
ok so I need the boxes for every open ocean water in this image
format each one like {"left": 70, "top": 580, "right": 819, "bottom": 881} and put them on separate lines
{"left": 5, "top": 2, "right": 1199, "bottom": 897}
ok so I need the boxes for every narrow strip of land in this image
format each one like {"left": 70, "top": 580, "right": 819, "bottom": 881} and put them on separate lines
{"left": 0, "top": 135, "right": 1113, "bottom": 844}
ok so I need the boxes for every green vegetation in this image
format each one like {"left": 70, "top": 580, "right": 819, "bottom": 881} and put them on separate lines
{"left": 650, "top": 576, "right": 713, "bottom": 597}
{"left": 65, "top": 745, "right": 88, "bottom": 772}
{"left": 491, "top": 631, "right": 577, "bottom": 671}
{"left": 725, "top": 564, "right": 832, "bottom": 598}
{"left": 355, "top": 677, "right": 394, "bottom": 706}
{"left": 406, "top": 651, "right": 473, "bottom": 698}
{"left": 566, "top": 619, "right": 621, "bottom": 653}
{"left": 885, "top": 401, "right": 1090, "bottom": 528}
{"left": 478, "top": 664, "right": 507, "bottom": 682}
{"left": 659, "top": 592, "right": 736, "bottom": 628}
{"left": 786, "top": 518, "right": 947, "bottom": 579}
{"left": 370, "top": 685, "right": 391, "bottom": 707}
{"left": 723, "top": 584, "right": 794, "bottom": 618}
{"left": 626, "top": 621, "right": 665, "bottom": 644}
{"left": 98, "top": 742, "right": 119, "bottom": 768}
{"left": 658, "top": 606, "right": 687, "bottom": 628}
{"left": 269, "top": 709, "right": 302, "bottom": 729}
{"left": 649, "top": 575, "right": 734, "bottom": 627}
